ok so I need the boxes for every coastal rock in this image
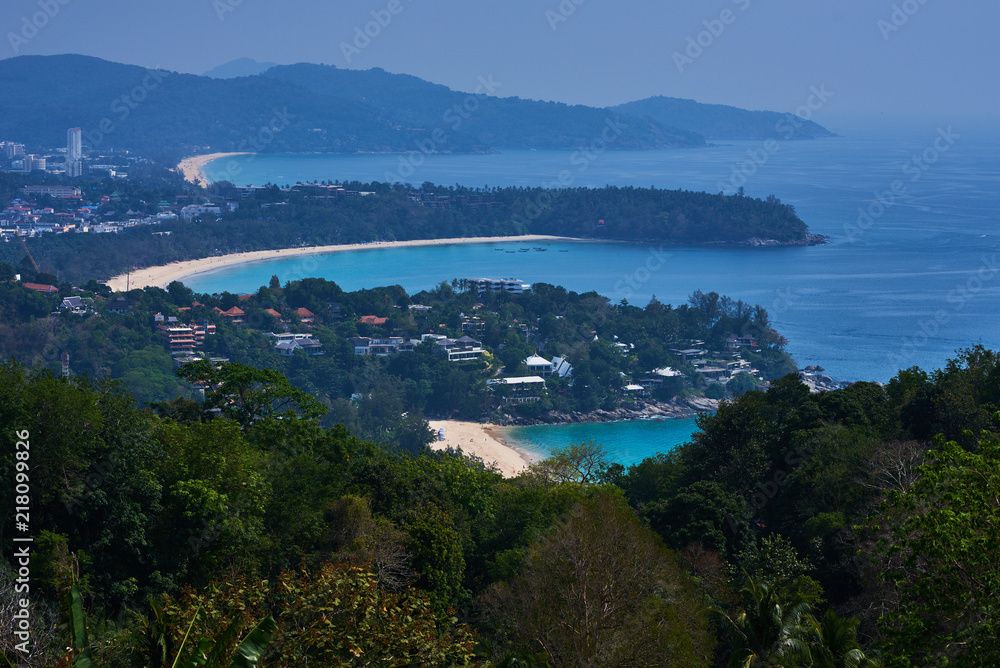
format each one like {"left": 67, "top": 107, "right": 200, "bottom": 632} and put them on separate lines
{"left": 799, "top": 372, "right": 850, "bottom": 394}
{"left": 683, "top": 397, "right": 720, "bottom": 412}
{"left": 496, "top": 397, "right": 722, "bottom": 428}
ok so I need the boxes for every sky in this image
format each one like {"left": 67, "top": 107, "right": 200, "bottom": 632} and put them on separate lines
{"left": 2, "top": 0, "right": 997, "bottom": 129}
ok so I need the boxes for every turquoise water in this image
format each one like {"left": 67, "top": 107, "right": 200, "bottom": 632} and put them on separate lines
{"left": 501, "top": 419, "right": 699, "bottom": 468}
{"left": 194, "top": 126, "right": 1000, "bottom": 456}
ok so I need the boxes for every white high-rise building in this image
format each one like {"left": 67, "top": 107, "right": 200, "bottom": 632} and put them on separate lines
{"left": 67, "top": 127, "right": 82, "bottom": 161}
{"left": 4, "top": 143, "right": 25, "bottom": 159}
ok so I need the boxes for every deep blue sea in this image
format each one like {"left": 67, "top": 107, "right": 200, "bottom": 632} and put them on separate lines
{"left": 197, "top": 124, "right": 1000, "bottom": 462}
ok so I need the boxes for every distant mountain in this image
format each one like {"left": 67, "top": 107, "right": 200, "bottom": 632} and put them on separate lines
{"left": 611, "top": 96, "right": 836, "bottom": 140}
{"left": 203, "top": 57, "right": 279, "bottom": 79}
{"left": 0, "top": 55, "right": 485, "bottom": 158}
{"left": 0, "top": 55, "right": 833, "bottom": 162}
{"left": 260, "top": 63, "right": 705, "bottom": 150}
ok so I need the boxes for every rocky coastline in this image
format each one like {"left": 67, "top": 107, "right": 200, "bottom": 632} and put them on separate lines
{"left": 491, "top": 396, "right": 720, "bottom": 427}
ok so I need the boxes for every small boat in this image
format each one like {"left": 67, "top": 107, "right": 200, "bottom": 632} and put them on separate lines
{"left": 534, "top": 247, "right": 547, "bottom": 251}
{"left": 506, "top": 250, "right": 516, "bottom": 253}
{"left": 495, "top": 248, "right": 504, "bottom": 251}
{"left": 558, "top": 249, "right": 569, "bottom": 252}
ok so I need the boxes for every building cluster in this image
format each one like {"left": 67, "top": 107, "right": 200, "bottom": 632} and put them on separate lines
{"left": 1, "top": 128, "right": 138, "bottom": 179}
{"left": 288, "top": 183, "right": 376, "bottom": 198}
{"left": 0, "top": 188, "right": 234, "bottom": 241}
{"left": 468, "top": 278, "right": 532, "bottom": 295}
{"left": 405, "top": 192, "right": 496, "bottom": 209}
{"left": 667, "top": 336, "right": 763, "bottom": 385}
{"left": 154, "top": 313, "right": 218, "bottom": 352}
{"left": 268, "top": 332, "right": 324, "bottom": 357}
{"left": 350, "top": 333, "right": 484, "bottom": 362}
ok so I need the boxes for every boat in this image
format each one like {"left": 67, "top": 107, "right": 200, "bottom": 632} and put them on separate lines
{"left": 558, "top": 249, "right": 569, "bottom": 252}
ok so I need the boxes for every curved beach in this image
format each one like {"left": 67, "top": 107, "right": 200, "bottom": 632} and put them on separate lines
{"left": 428, "top": 420, "right": 536, "bottom": 477}
{"left": 105, "top": 235, "right": 577, "bottom": 291}
{"left": 177, "top": 152, "right": 252, "bottom": 187}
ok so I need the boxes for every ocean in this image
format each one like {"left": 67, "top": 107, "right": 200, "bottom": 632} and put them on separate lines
{"left": 196, "top": 124, "right": 1000, "bottom": 461}
{"left": 500, "top": 419, "right": 700, "bottom": 469}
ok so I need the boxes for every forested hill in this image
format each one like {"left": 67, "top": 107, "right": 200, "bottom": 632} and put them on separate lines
{"left": 5, "top": 178, "right": 817, "bottom": 284}
{"left": 0, "top": 55, "right": 697, "bottom": 157}
{"left": 612, "top": 96, "right": 836, "bottom": 140}
{"left": 0, "top": 55, "right": 834, "bottom": 158}
{"left": 259, "top": 63, "right": 705, "bottom": 150}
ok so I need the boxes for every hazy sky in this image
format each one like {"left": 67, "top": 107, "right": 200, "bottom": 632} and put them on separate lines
{"left": 2, "top": 0, "right": 997, "bottom": 126}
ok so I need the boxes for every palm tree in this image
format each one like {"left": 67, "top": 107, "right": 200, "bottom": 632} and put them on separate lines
{"left": 807, "top": 611, "right": 881, "bottom": 668}
{"left": 716, "top": 576, "right": 813, "bottom": 668}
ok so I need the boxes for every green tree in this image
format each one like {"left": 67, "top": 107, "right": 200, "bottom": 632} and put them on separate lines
{"left": 716, "top": 577, "right": 812, "bottom": 668}
{"left": 487, "top": 489, "right": 715, "bottom": 667}
{"left": 876, "top": 427, "right": 1000, "bottom": 667}
{"left": 806, "top": 611, "right": 880, "bottom": 668}
{"left": 177, "top": 361, "right": 326, "bottom": 431}
{"left": 522, "top": 440, "right": 610, "bottom": 485}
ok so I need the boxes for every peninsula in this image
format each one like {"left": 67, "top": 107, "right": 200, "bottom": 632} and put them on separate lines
{"left": 106, "top": 235, "right": 577, "bottom": 291}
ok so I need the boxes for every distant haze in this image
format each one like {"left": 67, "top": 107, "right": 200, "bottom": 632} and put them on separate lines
{"left": 1, "top": 0, "right": 997, "bottom": 126}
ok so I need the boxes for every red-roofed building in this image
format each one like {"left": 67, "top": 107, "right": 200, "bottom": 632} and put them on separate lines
{"left": 265, "top": 308, "right": 283, "bottom": 320}
{"left": 158, "top": 325, "right": 197, "bottom": 352}
{"left": 23, "top": 282, "right": 58, "bottom": 293}
{"left": 296, "top": 307, "right": 316, "bottom": 324}
{"left": 358, "top": 315, "right": 387, "bottom": 326}
{"left": 220, "top": 306, "right": 245, "bottom": 323}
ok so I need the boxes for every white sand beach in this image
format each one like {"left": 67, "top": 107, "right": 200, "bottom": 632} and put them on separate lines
{"left": 105, "top": 235, "right": 577, "bottom": 291}
{"left": 428, "top": 420, "right": 536, "bottom": 478}
{"left": 176, "top": 152, "right": 252, "bottom": 187}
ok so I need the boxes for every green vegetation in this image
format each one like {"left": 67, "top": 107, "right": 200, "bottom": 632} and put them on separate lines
{"left": 2, "top": 344, "right": 1000, "bottom": 666}
{"left": 0, "top": 273, "right": 795, "bottom": 432}
{"left": 1, "top": 55, "right": 705, "bottom": 158}
{"left": 613, "top": 95, "right": 836, "bottom": 140}
{"left": 5, "top": 174, "right": 814, "bottom": 285}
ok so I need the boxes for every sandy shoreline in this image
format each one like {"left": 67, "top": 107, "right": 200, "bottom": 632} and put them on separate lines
{"left": 105, "top": 235, "right": 578, "bottom": 291}
{"left": 428, "top": 420, "right": 536, "bottom": 477}
{"left": 176, "top": 153, "right": 252, "bottom": 187}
